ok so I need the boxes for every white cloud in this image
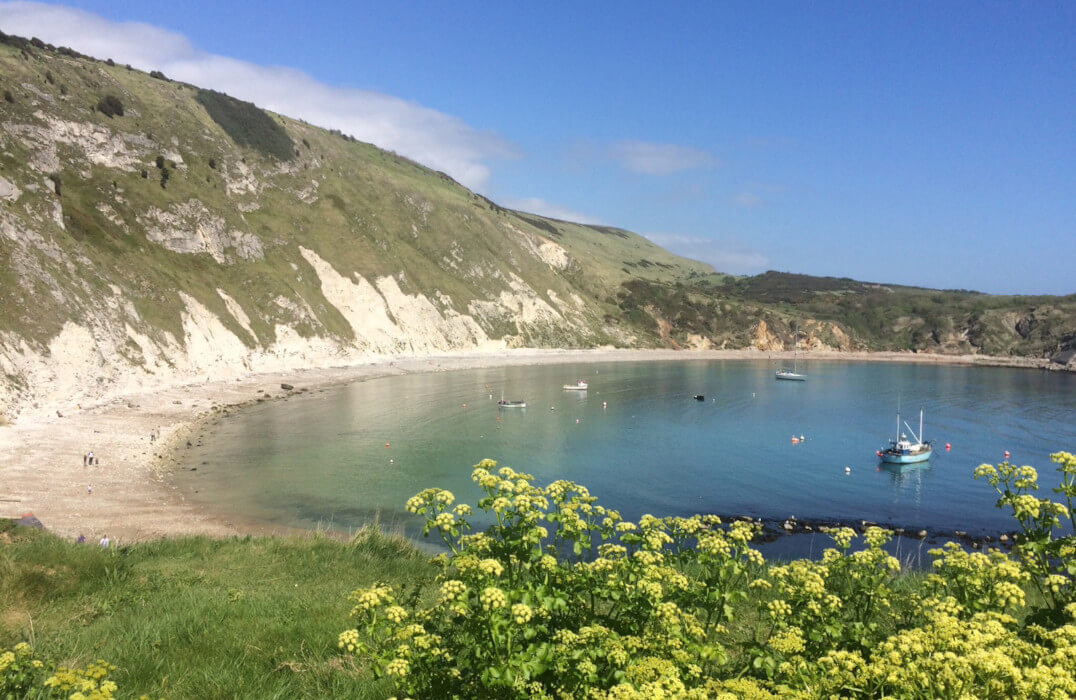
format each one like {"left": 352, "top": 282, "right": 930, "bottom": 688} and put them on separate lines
{"left": 500, "top": 197, "right": 604, "bottom": 225}
{"left": 609, "top": 140, "right": 718, "bottom": 175}
{"left": 0, "top": 2, "right": 517, "bottom": 189}
{"left": 645, "top": 233, "right": 768, "bottom": 274}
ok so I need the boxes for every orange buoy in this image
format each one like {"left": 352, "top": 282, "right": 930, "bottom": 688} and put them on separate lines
{"left": 945, "top": 443, "right": 951, "bottom": 451}
{"left": 385, "top": 443, "right": 390, "bottom": 449}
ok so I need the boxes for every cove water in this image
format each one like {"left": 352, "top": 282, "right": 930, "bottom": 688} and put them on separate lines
{"left": 173, "top": 360, "right": 1075, "bottom": 552}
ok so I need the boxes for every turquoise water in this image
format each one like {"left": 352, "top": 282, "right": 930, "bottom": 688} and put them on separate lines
{"left": 174, "top": 360, "right": 1075, "bottom": 542}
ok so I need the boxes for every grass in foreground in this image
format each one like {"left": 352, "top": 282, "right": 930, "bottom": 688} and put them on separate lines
{"left": 0, "top": 522, "right": 434, "bottom": 699}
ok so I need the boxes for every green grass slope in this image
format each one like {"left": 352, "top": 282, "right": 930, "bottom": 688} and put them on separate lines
{"left": 0, "top": 522, "right": 434, "bottom": 698}
{"left": 0, "top": 31, "right": 1071, "bottom": 422}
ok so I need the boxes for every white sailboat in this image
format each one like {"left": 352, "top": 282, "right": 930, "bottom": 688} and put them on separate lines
{"left": 776, "top": 328, "right": 806, "bottom": 381}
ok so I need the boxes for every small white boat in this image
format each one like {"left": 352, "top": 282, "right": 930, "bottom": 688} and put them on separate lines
{"left": 497, "top": 391, "right": 526, "bottom": 408}
{"left": 563, "top": 380, "right": 588, "bottom": 391}
{"left": 776, "top": 328, "right": 806, "bottom": 381}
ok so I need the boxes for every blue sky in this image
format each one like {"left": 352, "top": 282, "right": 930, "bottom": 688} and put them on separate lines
{"left": 1, "top": 2, "right": 1073, "bottom": 294}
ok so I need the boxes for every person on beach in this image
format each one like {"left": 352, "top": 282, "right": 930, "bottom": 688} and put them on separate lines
{"left": 99, "top": 534, "right": 110, "bottom": 548}
{"left": 87, "top": 484, "right": 93, "bottom": 494}
{"left": 77, "top": 533, "right": 85, "bottom": 543}
{"left": 87, "top": 450, "right": 95, "bottom": 466}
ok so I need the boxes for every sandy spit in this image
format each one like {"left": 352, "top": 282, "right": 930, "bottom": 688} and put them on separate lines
{"left": 0, "top": 348, "right": 1063, "bottom": 544}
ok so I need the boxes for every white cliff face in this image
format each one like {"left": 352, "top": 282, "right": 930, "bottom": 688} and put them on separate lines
{"left": 0, "top": 103, "right": 601, "bottom": 422}
{"left": 0, "top": 238, "right": 534, "bottom": 419}
{"left": 3, "top": 113, "right": 154, "bottom": 173}
{"left": 140, "top": 200, "right": 263, "bottom": 263}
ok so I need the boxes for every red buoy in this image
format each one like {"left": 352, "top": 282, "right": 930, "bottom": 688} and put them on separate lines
{"left": 1004, "top": 450, "right": 1010, "bottom": 459}
{"left": 385, "top": 443, "right": 391, "bottom": 449}
{"left": 945, "top": 443, "right": 951, "bottom": 451}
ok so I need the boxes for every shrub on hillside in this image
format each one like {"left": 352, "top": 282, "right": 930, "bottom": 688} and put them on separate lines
{"left": 195, "top": 88, "right": 294, "bottom": 161}
{"left": 3, "top": 90, "right": 12, "bottom": 104}
{"left": 96, "top": 94, "right": 124, "bottom": 118}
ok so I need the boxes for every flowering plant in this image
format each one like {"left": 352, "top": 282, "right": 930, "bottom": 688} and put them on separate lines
{"left": 343, "top": 454, "right": 1076, "bottom": 698}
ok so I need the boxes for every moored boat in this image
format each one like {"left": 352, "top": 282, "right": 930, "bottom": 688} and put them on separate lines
{"left": 878, "top": 407, "right": 933, "bottom": 464}
{"left": 563, "top": 380, "right": 588, "bottom": 391}
{"left": 497, "top": 391, "right": 526, "bottom": 408}
{"left": 776, "top": 328, "right": 807, "bottom": 381}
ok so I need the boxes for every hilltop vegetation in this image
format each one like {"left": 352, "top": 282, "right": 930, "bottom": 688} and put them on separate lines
{"left": 616, "top": 273, "right": 1076, "bottom": 354}
{"left": 0, "top": 32, "right": 1071, "bottom": 420}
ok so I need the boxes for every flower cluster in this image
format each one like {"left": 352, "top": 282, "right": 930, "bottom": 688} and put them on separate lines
{"left": 340, "top": 452, "right": 1076, "bottom": 699}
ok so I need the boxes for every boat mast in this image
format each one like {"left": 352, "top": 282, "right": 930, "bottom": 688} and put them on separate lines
{"left": 896, "top": 393, "right": 901, "bottom": 440}
{"left": 792, "top": 327, "right": 797, "bottom": 372}
{"left": 919, "top": 408, "right": 924, "bottom": 443}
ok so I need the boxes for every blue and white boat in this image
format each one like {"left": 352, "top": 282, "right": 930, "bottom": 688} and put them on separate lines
{"left": 877, "top": 407, "right": 933, "bottom": 464}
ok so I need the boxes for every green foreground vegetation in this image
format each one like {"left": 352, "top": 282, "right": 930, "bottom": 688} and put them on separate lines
{"left": 2, "top": 451, "right": 1075, "bottom": 698}
{"left": 0, "top": 527, "right": 433, "bottom": 698}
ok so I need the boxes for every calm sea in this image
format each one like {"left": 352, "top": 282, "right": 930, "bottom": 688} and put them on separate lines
{"left": 173, "top": 360, "right": 1075, "bottom": 550}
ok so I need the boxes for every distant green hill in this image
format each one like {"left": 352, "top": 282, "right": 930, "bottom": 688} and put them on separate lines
{"left": 0, "top": 33, "right": 1071, "bottom": 419}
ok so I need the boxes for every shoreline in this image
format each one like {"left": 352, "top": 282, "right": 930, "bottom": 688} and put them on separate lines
{"left": 0, "top": 348, "right": 1068, "bottom": 543}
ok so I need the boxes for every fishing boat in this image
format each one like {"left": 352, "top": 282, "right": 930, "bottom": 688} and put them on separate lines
{"left": 497, "top": 391, "right": 526, "bottom": 408}
{"left": 563, "top": 380, "right": 588, "bottom": 391}
{"left": 877, "top": 407, "right": 933, "bottom": 464}
{"left": 776, "top": 328, "right": 806, "bottom": 381}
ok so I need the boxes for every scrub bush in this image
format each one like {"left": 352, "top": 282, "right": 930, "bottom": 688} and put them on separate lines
{"left": 96, "top": 94, "right": 124, "bottom": 118}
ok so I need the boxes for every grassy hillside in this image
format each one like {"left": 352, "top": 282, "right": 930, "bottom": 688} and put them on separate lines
{"left": 616, "top": 272, "right": 1076, "bottom": 354}
{"left": 0, "top": 32, "right": 1071, "bottom": 420}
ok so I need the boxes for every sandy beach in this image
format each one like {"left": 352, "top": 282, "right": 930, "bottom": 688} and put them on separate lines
{"left": 0, "top": 348, "right": 1061, "bottom": 543}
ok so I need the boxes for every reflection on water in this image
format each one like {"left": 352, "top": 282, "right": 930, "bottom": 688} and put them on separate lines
{"left": 173, "top": 360, "right": 1076, "bottom": 547}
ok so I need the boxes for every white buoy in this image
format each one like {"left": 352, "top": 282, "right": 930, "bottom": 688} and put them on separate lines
{"left": 845, "top": 466, "right": 851, "bottom": 474}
